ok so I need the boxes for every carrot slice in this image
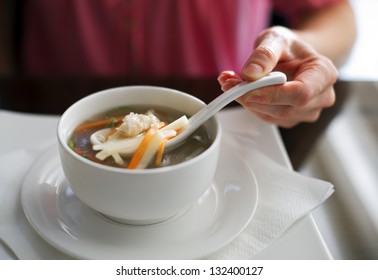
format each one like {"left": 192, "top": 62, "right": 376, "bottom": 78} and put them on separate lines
{"left": 127, "top": 122, "right": 165, "bottom": 169}
{"left": 154, "top": 135, "right": 176, "bottom": 167}
{"left": 105, "top": 128, "right": 118, "bottom": 141}
{"left": 155, "top": 138, "right": 168, "bottom": 167}
{"left": 105, "top": 121, "right": 123, "bottom": 141}
{"left": 75, "top": 116, "right": 124, "bottom": 132}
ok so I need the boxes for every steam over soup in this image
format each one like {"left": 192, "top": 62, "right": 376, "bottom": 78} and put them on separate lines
{"left": 69, "top": 105, "right": 212, "bottom": 169}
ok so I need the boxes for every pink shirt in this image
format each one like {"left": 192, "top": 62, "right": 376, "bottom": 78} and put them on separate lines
{"left": 22, "top": 0, "right": 344, "bottom": 77}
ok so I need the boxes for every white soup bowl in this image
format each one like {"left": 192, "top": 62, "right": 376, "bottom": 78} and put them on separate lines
{"left": 57, "top": 86, "right": 221, "bottom": 225}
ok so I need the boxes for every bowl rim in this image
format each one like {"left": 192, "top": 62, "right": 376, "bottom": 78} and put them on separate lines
{"left": 57, "top": 85, "right": 222, "bottom": 174}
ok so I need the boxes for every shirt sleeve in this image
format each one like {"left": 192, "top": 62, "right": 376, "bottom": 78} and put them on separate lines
{"left": 271, "top": 0, "right": 347, "bottom": 26}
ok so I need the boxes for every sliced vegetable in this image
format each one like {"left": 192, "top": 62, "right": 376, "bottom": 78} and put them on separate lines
{"left": 111, "top": 152, "right": 125, "bottom": 165}
{"left": 133, "top": 131, "right": 165, "bottom": 169}
{"left": 75, "top": 116, "right": 124, "bottom": 132}
{"left": 90, "top": 114, "right": 189, "bottom": 169}
{"left": 105, "top": 120, "right": 124, "bottom": 141}
{"left": 90, "top": 128, "right": 112, "bottom": 145}
{"left": 155, "top": 138, "right": 169, "bottom": 167}
{"left": 160, "top": 115, "right": 188, "bottom": 132}
{"left": 93, "top": 135, "right": 143, "bottom": 159}
{"left": 154, "top": 130, "right": 176, "bottom": 166}
{"left": 68, "top": 140, "right": 75, "bottom": 150}
{"left": 127, "top": 122, "right": 166, "bottom": 169}
{"left": 106, "top": 117, "right": 117, "bottom": 128}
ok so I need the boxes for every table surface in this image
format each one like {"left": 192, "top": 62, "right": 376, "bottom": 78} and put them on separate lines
{"left": 0, "top": 76, "right": 343, "bottom": 259}
{"left": 0, "top": 108, "right": 332, "bottom": 260}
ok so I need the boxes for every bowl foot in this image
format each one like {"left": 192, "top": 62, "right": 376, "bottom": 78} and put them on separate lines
{"left": 97, "top": 211, "right": 179, "bottom": 226}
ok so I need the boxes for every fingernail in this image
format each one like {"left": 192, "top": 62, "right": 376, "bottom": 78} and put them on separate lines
{"left": 243, "top": 63, "right": 263, "bottom": 79}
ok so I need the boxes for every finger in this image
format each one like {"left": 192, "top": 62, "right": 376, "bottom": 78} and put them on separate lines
{"left": 217, "top": 71, "right": 243, "bottom": 85}
{"left": 243, "top": 102, "right": 295, "bottom": 120}
{"left": 304, "top": 86, "right": 336, "bottom": 110}
{"left": 250, "top": 107, "right": 323, "bottom": 128}
{"left": 242, "top": 81, "right": 313, "bottom": 107}
{"left": 242, "top": 88, "right": 334, "bottom": 123}
{"left": 295, "top": 57, "right": 338, "bottom": 95}
{"left": 241, "top": 68, "right": 336, "bottom": 108}
{"left": 221, "top": 78, "right": 244, "bottom": 91}
{"left": 217, "top": 71, "right": 244, "bottom": 91}
{"left": 240, "top": 82, "right": 302, "bottom": 106}
{"left": 242, "top": 30, "right": 286, "bottom": 81}
{"left": 251, "top": 110, "right": 300, "bottom": 128}
{"left": 217, "top": 71, "right": 237, "bottom": 84}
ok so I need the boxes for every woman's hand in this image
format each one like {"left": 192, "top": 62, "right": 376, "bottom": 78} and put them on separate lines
{"left": 218, "top": 26, "right": 338, "bottom": 128}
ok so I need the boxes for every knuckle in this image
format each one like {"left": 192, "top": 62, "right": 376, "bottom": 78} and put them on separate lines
{"left": 307, "top": 111, "right": 321, "bottom": 123}
{"left": 296, "top": 87, "right": 313, "bottom": 107}
{"left": 280, "top": 121, "right": 298, "bottom": 128}
{"left": 290, "top": 82, "right": 313, "bottom": 107}
{"left": 255, "top": 111, "right": 275, "bottom": 123}
{"left": 325, "top": 90, "right": 336, "bottom": 107}
{"left": 330, "top": 68, "right": 338, "bottom": 84}
{"left": 255, "top": 45, "right": 277, "bottom": 62}
{"left": 276, "top": 106, "right": 295, "bottom": 119}
{"left": 322, "top": 57, "right": 339, "bottom": 84}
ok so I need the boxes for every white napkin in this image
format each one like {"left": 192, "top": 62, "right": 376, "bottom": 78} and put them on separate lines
{"left": 206, "top": 132, "right": 334, "bottom": 259}
{"left": 0, "top": 147, "right": 73, "bottom": 259}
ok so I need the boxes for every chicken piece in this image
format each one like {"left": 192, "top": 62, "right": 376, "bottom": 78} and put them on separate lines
{"left": 116, "top": 111, "right": 160, "bottom": 137}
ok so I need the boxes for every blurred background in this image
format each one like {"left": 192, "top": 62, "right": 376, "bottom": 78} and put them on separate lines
{"left": 301, "top": 0, "right": 378, "bottom": 259}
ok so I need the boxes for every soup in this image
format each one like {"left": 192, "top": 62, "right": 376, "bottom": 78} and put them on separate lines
{"left": 68, "top": 105, "right": 212, "bottom": 169}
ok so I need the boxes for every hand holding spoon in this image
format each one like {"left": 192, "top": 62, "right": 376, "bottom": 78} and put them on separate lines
{"left": 166, "top": 71, "right": 287, "bottom": 149}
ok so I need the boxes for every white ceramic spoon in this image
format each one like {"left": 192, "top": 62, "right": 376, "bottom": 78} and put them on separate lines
{"left": 166, "top": 71, "right": 287, "bottom": 150}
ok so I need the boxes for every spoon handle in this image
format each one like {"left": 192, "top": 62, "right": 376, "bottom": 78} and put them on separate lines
{"left": 188, "top": 71, "right": 287, "bottom": 133}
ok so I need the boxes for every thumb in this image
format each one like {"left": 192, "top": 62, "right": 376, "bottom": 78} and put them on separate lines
{"left": 242, "top": 34, "right": 284, "bottom": 81}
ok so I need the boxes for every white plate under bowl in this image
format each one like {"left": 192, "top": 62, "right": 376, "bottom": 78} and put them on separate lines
{"left": 21, "top": 143, "right": 258, "bottom": 259}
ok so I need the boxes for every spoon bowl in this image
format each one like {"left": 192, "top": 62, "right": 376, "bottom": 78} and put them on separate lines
{"left": 166, "top": 71, "right": 287, "bottom": 150}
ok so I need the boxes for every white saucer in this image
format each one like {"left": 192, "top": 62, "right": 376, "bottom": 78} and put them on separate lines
{"left": 21, "top": 144, "right": 258, "bottom": 259}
